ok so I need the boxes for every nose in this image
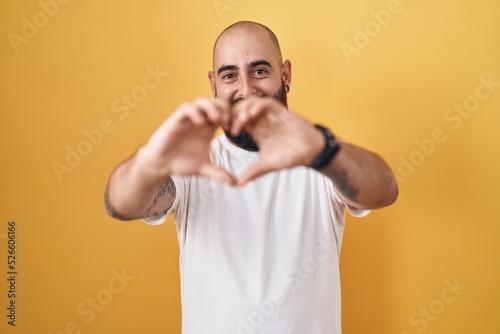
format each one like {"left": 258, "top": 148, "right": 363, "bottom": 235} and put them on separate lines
{"left": 236, "top": 75, "right": 256, "bottom": 99}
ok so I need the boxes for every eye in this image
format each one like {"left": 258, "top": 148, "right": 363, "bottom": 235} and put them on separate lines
{"left": 222, "top": 73, "right": 235, "bottom": 80}
{"left": 253, "top": 68, "right": 267, "bottom": 75}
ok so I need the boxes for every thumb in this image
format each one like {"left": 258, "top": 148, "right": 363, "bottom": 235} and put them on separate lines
{"left": 237, "top": 161, "right": 273, "bottom": 186}
{"left": 199, "top": 163, "right": 237, "bottom": 185}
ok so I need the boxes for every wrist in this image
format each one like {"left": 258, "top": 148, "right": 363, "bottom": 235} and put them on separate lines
{"left": 310, "top": 124, "right": 340, "bottom": 170}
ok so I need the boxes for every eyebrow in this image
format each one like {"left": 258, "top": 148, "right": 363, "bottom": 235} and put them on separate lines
{"left": 249, "top": 60, "right": 272, "bottom": 68}
{"left": 216, "top": 60, "right": 273, "bottom": 76}
{"left": 217, "top": 65, "right": 238, "bottom": 75}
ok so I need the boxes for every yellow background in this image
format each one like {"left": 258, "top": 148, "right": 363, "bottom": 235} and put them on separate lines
{"left": 1, "top": 0, "right": 499, "bottom": 333}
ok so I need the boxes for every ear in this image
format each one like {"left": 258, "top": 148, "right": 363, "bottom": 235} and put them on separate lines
{"left": 208, "top": 71, "right": 217, "bottom": 97}
{"left": 281, "top": 60, "right": 292, "bottom": 87}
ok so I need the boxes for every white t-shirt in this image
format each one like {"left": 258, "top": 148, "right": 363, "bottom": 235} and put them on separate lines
{"left": 145, "top": 134, "right": 369, "bottom": 334}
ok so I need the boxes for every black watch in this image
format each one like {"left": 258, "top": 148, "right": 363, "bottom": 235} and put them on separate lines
{"left": 310, "top": 124, "right": 340, "bottom": 170}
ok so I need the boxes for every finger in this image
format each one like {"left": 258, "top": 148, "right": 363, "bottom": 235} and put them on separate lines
{"left": 212, "top": 98, "right": 232, "bottom": 129}
{"left": 232, "top": 98, "right": 284, "bottom": 136}
{"left": 231, "top": 98, "right": 263, "bottom": 135}
{"left": 179, "top": 103, "right": 209, "bottom": 127}
{"left": 237, "top": 161, "right": 273, "bottom": 186}
{"left": 199, "top": 163, "right": 237, "bottom": 185}
{"left": 251, "top": 125, "right": 275, "bottom": 147}
{"left": 193, "top": 98, "right": 231, "bottom": 129}
{"left": 247, "top": 111, "right": 290, "bottom": 148}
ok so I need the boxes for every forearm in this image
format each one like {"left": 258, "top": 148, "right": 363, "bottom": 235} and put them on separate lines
{"left": 105, "top": 147, "right": 173, "bottom": 220}
{"left": 319, "top": 140, "right": 398, "bottom": 210}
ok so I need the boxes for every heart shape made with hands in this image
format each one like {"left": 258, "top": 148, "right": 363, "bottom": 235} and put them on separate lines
{"left": 144, "top": 97, "right": 324, "bottom": 187}
{"left": 203, "top": 97, "right": 324, "bottom": 186}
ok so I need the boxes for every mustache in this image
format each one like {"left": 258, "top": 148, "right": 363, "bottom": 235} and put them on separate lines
{"left": 224, "top": 81, "right": 288, "bottom": 107}
{"left": 230, "top": 97, "right": 245, "bottom": 106}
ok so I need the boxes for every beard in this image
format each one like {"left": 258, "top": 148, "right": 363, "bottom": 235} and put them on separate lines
{"left": 224, "top": 82, "right": 288, "bottom": 152}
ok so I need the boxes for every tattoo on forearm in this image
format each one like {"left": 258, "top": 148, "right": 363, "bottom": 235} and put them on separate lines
{"left": 331, "top": 168, "right": 359, "bottom": 202}
{"left": 105, "top": 177, "right": 176, "bottom": 220}
{"left": 147, "top": 177, "right": 176, "bottom": 218}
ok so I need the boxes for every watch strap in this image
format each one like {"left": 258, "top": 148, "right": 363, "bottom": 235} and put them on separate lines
{"left": 310, "top": 124, "right": 340, "bottom": 170}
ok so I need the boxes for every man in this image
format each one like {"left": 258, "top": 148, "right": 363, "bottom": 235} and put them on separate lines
{"left": 105, "top": 21, "right": 398, "bottom": 334}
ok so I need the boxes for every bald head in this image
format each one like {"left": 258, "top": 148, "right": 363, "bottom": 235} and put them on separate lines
{"left": 213, "top": 21, "right": 283, "bottom": 66}
{"left": 208, "top": 20, "right": 291, "bottom": 109}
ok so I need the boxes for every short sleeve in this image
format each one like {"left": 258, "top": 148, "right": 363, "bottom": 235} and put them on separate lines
{"left": 143, "top": 214, "right": 168, "bottom": 225}
{"left": 325, "top": 175, "right": 371, "bottom": 218}
{"left": 346, "top": 205, "right": 371, "bottom": 218}
{"left": 142, "top": 175, "right": 183, "bottom": 225}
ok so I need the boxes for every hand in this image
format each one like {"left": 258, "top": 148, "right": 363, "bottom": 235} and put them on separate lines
{"left": 139, "top": 98, "right": 237, "bottom": 185}
{"left": 230, "top": 97, "right": 324, "bottom": 185}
